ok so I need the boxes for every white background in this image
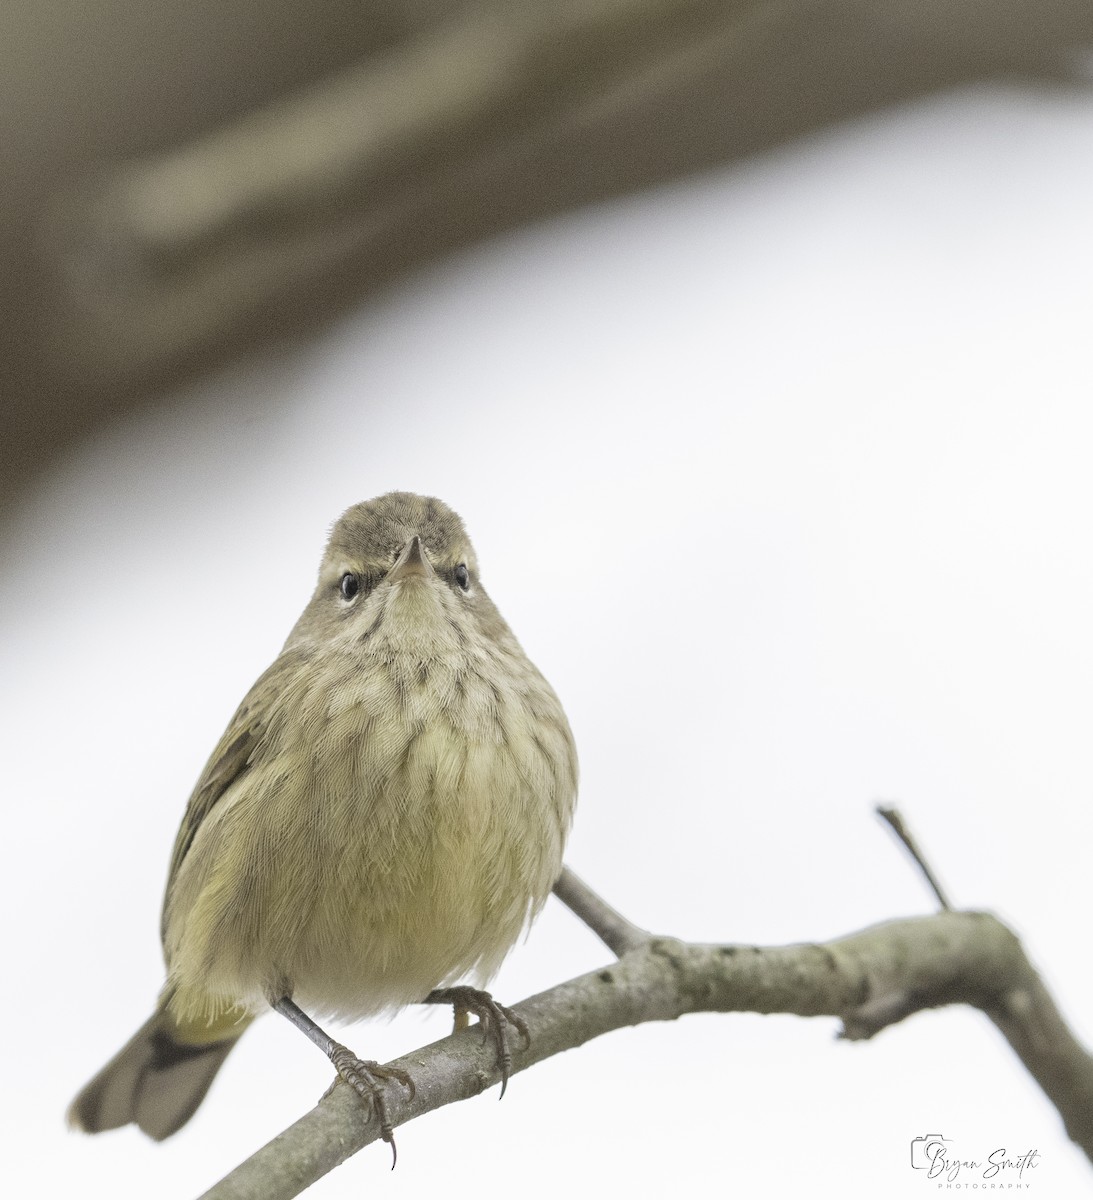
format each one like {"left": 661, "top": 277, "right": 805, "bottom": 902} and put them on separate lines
{"left": 3, "top": 84, "right": 1092, "bottom": 1198}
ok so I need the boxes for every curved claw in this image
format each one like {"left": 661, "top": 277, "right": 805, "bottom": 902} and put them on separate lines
{"left": 424, "top": 986, "right": 529, "bottom": 1098}
{"left": 496, "top": 1001, "right": 531, "bottom": 1051}
{"left": 329, "top": 1043, "right": 414, "bottom": 1168}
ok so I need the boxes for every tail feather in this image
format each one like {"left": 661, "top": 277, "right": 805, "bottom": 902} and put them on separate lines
{"left": 69, "top": 1012, "right": 243, "bottom": 1141}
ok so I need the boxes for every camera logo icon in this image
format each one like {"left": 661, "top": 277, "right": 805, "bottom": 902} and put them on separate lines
{"left": 910, "top": 1133, "right": 949, "bottom": 1169}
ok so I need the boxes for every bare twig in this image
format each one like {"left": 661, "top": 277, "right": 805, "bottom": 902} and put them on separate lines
{"left": 197, "top": 903, "right": 1093, "bottom": 1199}
{"left": 551, "top": 865, "right": 651, "bottom": 955}
{"left": 876, "top": 803, "right": 953, "bottom": 910}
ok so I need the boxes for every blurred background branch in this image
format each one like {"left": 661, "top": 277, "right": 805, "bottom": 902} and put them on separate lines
{"left": 5, "top": 0, "right": 1093, "bottom": 506}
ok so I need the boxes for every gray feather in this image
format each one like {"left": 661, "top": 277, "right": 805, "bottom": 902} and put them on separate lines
{"left": 68, "top": 1012, "right": 239, "bottom": 1141}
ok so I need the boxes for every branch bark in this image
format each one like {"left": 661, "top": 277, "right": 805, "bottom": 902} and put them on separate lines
{"left": 196, "top": 890, "right": 1093, "bottom": 1199}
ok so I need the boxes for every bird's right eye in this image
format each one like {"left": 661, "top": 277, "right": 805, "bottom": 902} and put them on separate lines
{"left": 339, "top": 573, "right": 360, "bottom": 601}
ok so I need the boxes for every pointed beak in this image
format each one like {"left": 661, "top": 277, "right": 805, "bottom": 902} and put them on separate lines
{"left": 387, "top": 535, "right": 434, "bottom": 583}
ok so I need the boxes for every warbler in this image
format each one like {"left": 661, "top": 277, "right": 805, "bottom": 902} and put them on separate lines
{"left": 69, "top": 492, "right": 578, "bottom": 1156}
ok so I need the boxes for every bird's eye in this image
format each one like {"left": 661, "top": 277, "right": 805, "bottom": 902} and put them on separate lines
{"left": 339, "top": 573, "right": 360, "bottom": 601}
{"left": 454, "top": 564, "right": 470, "bottom": 591}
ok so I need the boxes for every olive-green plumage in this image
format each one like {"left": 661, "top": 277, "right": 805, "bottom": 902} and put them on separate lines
{"left": 70, "top": 492, "right": 578, "bottom": 1140}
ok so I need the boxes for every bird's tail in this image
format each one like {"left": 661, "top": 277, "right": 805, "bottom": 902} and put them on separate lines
{"left": 68, "top": 1006, "right": 251, "bottom": 1141}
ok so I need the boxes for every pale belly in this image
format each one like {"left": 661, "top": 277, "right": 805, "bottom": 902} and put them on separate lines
{"left": 164, "top": 671, "right": 575, "bottom": 1024}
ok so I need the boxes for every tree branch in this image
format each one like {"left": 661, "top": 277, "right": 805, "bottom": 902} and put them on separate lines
{"left": 59, "top": 0, "right": 761, "bottom": 273}
{"left": 876, "top": 803, "right": 953, "bottom": 910}
{"left": 197, "top": 903, "right": 1093, "bottom": 1199}
{"left": 52, "top": 0, "right": 769, "bottom": 375}
{"left": 49, "top": 0, "right": 1093, "bottom": 385}
{"left": 551, "top": 865, "right": 651, "bottom": 955}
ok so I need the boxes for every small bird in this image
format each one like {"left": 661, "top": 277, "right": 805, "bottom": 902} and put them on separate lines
{"left": 69, "top": 492, "right": 578, "bottom": 1158}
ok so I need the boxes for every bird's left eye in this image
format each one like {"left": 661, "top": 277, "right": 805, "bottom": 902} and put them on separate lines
{"left": 454, "top": 564, "right": 470, "bottom": 591}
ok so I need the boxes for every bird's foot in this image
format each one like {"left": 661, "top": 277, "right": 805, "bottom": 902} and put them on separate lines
{"left": 328, "top": 1043, "right": 415, "bottom": 1168}
{"left": 423, "top": 986, "right": 530, "bottom": 1098}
